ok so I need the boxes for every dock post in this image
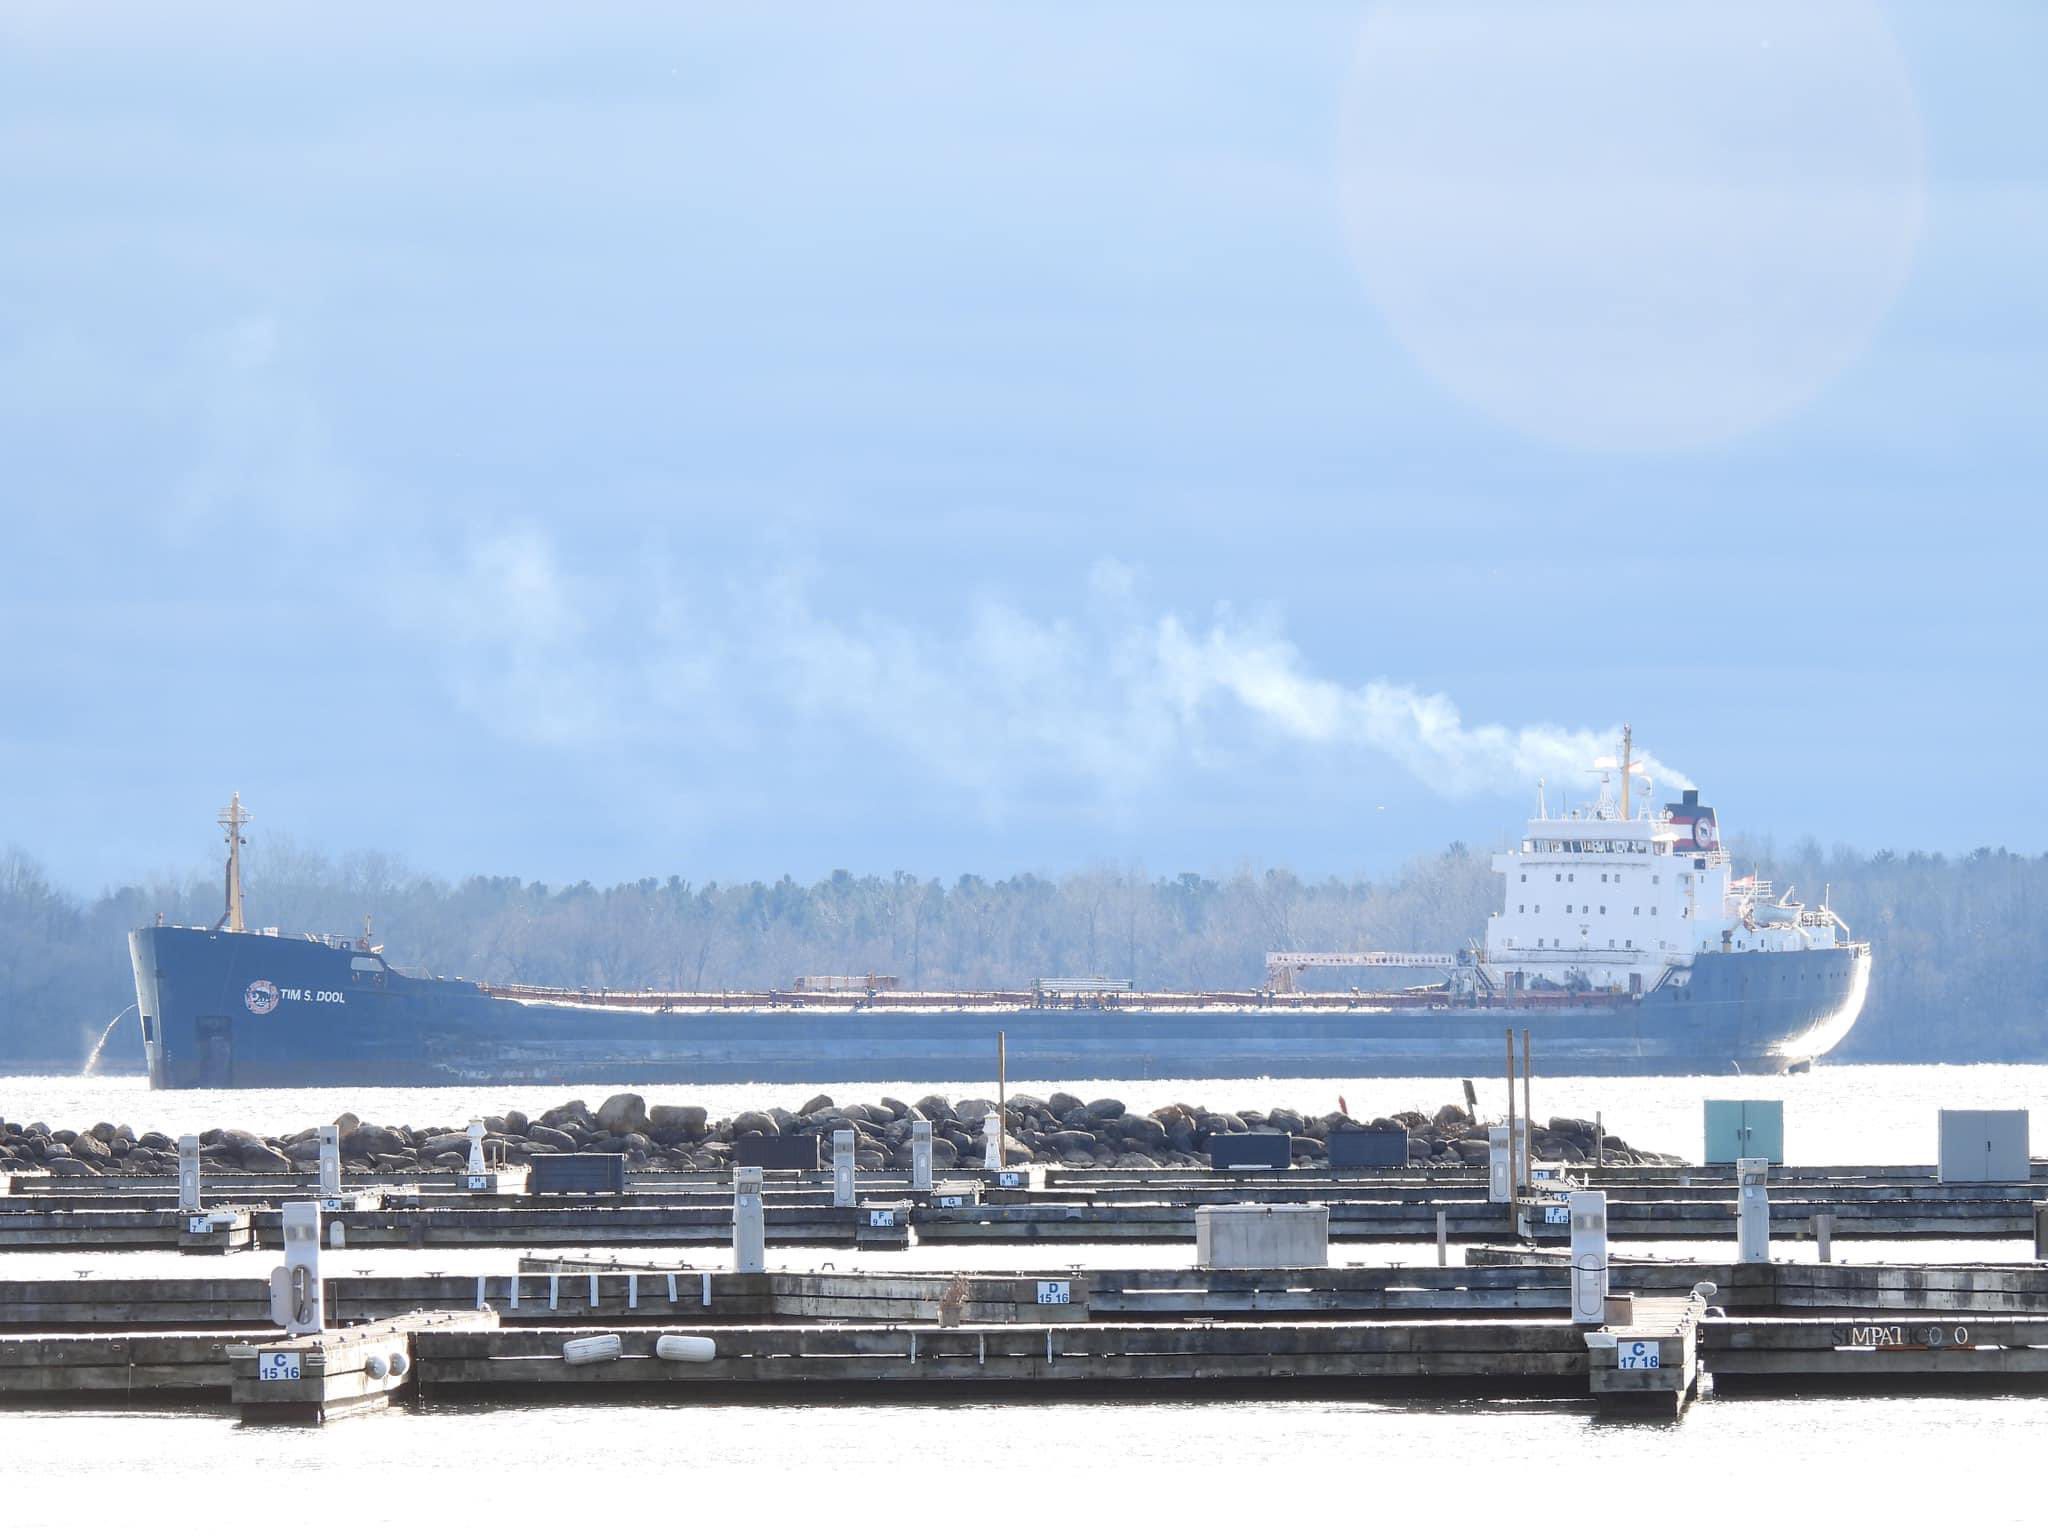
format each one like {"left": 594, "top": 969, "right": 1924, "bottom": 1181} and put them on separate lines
{"left": 1487, "top": 1125, "right": 1513, "bottom": 1204}
{"left": 983, "top": 1112, "right": 1003, "bottom": 1172}
{"left": 268, "top": 1200, "right": 326, "bottom": 1335}
{"left": 1520, "top": 1029, "right": 1534, "bottom": 1196}
{"left": 832, "top": 1129, "right": 857, "bottom": 1207}
{"left": 1435, "top": 1208, "right": 1449, "bottom": 1267}
{"left": 467, "top": 1120, "right": 488, "bottom": 1177}
{"left": 1736, "top": 1156, "right": 1770, "bottom": 1263}
{"left": 318, "top": 1126, "right": 341, "bottom": 1201}
{"left": 1813, "top": 1211, "right": 1833, "bottom": 1263}
{"left": 733, "top": 1166, "right": 766, "bottom": 1273}
{"left": 177, "top": 1134, "right": 201, "bottom": 1211}
{"left": 1568, "top": 1189, "right": 1609, "bottom": 1325}
{"left": 911, "top": 1120, "right": 934, "bottom": 1193}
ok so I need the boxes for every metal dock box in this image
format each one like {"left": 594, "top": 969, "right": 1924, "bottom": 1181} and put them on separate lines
{"left": 1704, "top": 1100, "right": 1784, "bottom": 1164}
{"left": 1210, "top": 1133, "right": 1292, "bottom": 1170}
{"left": 1195, "top": 1204, "right": 1329, "bottom": 1268}
{"left": 733, "top": 1134, "right": 820, "bottom": 1172}
{"left": 1938, "top": 1109, "right": 2030, "bottom": 1183}
{"left": 527, "top": 1153, "right": 627, "bottom": 1195}
{"left": 1329, "top": 1129, "right": 1408, "bottom": 1168}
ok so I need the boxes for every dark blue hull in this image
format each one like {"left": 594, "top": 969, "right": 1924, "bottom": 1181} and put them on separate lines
{"left": 129, "top": 926, "right": 1870, "bottom": 1088}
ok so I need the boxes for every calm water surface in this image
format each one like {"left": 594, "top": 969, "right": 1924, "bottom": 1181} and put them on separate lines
{"left": 6, "top": 1062, "right": 2047, "bottom": 1529}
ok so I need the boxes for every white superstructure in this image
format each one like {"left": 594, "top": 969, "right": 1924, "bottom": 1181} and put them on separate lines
{"left": 1479, "top": 731, "right": 1852, "bottom": 994}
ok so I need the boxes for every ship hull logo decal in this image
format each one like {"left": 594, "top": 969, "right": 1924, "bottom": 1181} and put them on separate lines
{"left": 244, "top": 979, "right": 280, "bottom": 1016}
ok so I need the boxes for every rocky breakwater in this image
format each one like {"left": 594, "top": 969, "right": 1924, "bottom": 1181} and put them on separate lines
{"left": 0, "top": 1095, "right": 1677, "bottom": 1177}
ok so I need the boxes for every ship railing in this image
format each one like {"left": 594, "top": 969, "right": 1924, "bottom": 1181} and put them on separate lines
{"left": 469, "top": 979, "right": 1544, "bottom": 1012}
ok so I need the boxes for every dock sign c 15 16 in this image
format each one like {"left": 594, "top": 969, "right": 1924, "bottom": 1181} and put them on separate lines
{"left": 257, "top": 1352, "right": 301, "bottom": 1382}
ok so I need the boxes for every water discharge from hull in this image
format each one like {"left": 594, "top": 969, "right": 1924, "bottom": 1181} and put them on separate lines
{"left": 80, "top": 1004, "right": 135, "bottom": 1077}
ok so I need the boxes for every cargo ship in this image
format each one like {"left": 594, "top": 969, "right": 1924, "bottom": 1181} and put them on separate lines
{"left": 130, "top": 739, "right": 1870, "bottom": 1088}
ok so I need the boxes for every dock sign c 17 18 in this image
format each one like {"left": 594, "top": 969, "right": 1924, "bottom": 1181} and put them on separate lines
{"left": 1616, "top": 1339, "right": 1662, "bottom": 1371}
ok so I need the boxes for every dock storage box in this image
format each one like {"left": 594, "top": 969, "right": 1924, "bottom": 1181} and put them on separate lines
{"left": 527, "top": 1153, "right": 627, "bottom": 1195}
{"left": 1938, "top": 1109, "right": 2030, "bottom": 1183}
{"left": 1329, "top": 1129, "right": 1409, "bottom": 1168}
{"left": 1704, "top": 1100, "right": 1784, "bottom": 1164}
{"left": 733, "top": 1134, "right": 820, "bottom": 1172}
{"left": 1195, "top": 1204, "right": 1329, "bottom": 1268}
{"left": 1209, "top": 1133, "right": 1292, "bottom": 1170}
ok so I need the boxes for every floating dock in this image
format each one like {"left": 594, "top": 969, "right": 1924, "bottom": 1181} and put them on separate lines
{"left": 9, "top": 1255, "right": 2048, "bottom": 1422}
{"left": 5, "top": 1161, "right": 2043, "bottom": 1250}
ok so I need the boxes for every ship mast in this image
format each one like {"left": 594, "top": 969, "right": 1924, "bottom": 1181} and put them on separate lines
{"left": 217, "top": 793, "right": 251, "bottom": 935}
{"left": 1619, "top": 724, "right": 1633, "bottom": 821}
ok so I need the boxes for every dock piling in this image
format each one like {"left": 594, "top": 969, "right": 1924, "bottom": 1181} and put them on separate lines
{"left": 1812, "top": 1211, "right": 1833, "bottom": 1262}
{"left": 267, "top": 1201, "right": 326, "bottom": 1335}
{"left": 1737, "top": 1157, "right": 1770, "bottom": 1263}
{"left": 1435, "top": 1208, "right": 1449, "bottom": 1266}
{"left": 832, "top": 1130, "right": 857, "bottom": 1208}
{"left": 318, "top": 1126, "right": 341, "bottom": 1201}
{"left": 177, "top": 1134, "right": 200, "bottom": 1211}
{"left": 733, "top": 1166, "right": 766, "bottom": 1273}
{"left": 1568, "top": 1190, "right": 1609, "bottom": 1325}
{"left": 1487, "top": 1125, "right": 1512, "bottom": 1203}
{"left": 911, "top": 1121, "right": 934, "bottom": 1193}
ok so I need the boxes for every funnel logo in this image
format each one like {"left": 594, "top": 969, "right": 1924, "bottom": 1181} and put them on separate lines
{"left": 244, "top": 979, "right": 280, "bottom": 1016}
{"left": 1693, "top": 819, "right": 1719, "bottom": 851}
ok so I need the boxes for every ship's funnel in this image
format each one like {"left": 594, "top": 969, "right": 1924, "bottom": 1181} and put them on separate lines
{"left": 1666, "top": 788, "right": 1718, "bottom": 852}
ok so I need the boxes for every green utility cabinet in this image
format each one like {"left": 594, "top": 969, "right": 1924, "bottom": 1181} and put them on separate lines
{"left": 1704, "top": 1099, "right": 1784, "bottom": 1164}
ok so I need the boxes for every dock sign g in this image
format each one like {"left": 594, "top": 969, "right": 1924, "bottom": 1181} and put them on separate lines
{"left": 244, "top": 979, "right": 280, "bottom": 1016}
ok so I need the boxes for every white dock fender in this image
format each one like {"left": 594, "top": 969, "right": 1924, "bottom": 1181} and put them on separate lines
{"left": 562, "top": 1334, "right": 622, "bottom": 1366}
{"left": 655, "top": 1334, "right": 716, "bottom": 1363}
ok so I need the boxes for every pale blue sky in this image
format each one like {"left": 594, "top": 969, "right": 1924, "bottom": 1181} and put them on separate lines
{"left": 2, "top": 2, "right": 2041, "bottom": 892}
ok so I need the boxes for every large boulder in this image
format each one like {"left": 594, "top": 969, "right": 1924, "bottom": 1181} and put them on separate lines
{"left": 649, "top": 1105, "right": 708, "bottom": 1138}
{"left": 1083, "top": 1098, "right": 1126, "bottom": 1122}
{"left": 343, "top": 1124, "right": 407, "bottom": 1160}
{"left": 539, "top": 1100, "right": 591, "bottom": 1130}
{"left": 798, "top": 1093, "right": 834, "bottom": 1117}
{"left": 1114, "top": 1113, "right": 1167, "bottom": 1147}
{"left": 45, "top": 1156, "right": 96, "bottom": 1177}
{"left": 1048, "top": 1092, "right": 1085, "bottom": 1119}
{"left": 595, "top": 1093, "right": 649, "bottom": 1136}
{"left": 70, "top": 1133, "right": 113, "bottom": 1161}
{"left": 730, "top": 1110, "right": 778, "bottom": 1139}
{"left": 239, "top": 1143, "right": 293, "bottom": 1173}
{"left": 523, "top": 1123, "right": 578, "bottom": 1153}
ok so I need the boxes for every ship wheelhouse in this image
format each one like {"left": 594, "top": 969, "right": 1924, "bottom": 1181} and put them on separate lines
{"left": 1479, "top": 735, "right": 1851, "bottom": 995}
